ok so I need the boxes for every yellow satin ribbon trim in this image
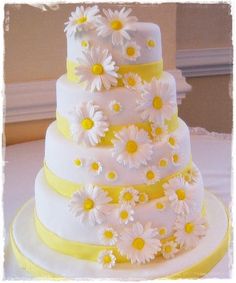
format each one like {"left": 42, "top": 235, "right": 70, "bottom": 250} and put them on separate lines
{"left": 44, "top": 160, "right": 192, "bottom": 203}
{"left": 56, "top": 111, "right": 179, "bottom": 146}
{"left": 67, "top": 59, "right": 163, "bottom": 84}
{"left": 34, "top": 213, "right": 129, "bottom": 263}
{"left": 10, "top": 202, "right": 230, "bottom": 279}
{"left": 10, "top": 228, "right": 62, "bottom": 279}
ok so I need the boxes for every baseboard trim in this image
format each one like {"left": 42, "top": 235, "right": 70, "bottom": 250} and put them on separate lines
{"left": 176, "top": 47, "right": 233, "bottom": 77}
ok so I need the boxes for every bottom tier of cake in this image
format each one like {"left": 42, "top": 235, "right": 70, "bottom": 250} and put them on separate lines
{"left": 9, "top": 191, "right": 230, "bottom": 279}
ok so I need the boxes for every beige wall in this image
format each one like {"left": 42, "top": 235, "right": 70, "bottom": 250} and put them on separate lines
{"left": 179, "top": 75, "right": 232, "bottom": 133}
{"left": 177, "top": 3, "right": 232, "bottom": 49}
{"left": 176, "top": 3, "right": 232, "bottom": 133}
{"left": 4, "top": 3, "right": 232, "bottom": 145}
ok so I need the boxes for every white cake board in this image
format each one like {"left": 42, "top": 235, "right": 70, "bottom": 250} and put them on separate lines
{"left": 4, "top": 191, "right": 230, "bottom": 280}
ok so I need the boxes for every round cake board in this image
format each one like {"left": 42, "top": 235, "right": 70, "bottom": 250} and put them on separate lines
{"left": 6, "top": 191, "right": 230, "bottom": 280}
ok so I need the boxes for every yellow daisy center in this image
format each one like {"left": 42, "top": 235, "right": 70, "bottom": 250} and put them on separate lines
{"left": 176, "top": 189, "right": 186, "bottom": 200}
{"left": 112, "top": 103, "right": 121, "bottom": 112}
{"left": 172, "top": 154, "right": 179, "bottom": 163}
{"left": 139, "top": 193, "right": 147, "bottom": 203}
{"left": 104, "top": 230, "right": 114, "bottom": 239}
{"left": 169, "top": 137, "right": 176, "bottom": 146}
{"left": 103, "top": 255, "right": 112, "bottom": 264}
{"left": 91, "top": 162, "right": 99, "bottom": 171}
{"left": 147, "top": 39, "right": 156, "bottom": 48}
{"left": 75, "top": 16, "right": 87, "bottom": 25}
{"left": 132, "top": 237, "right": 145, "bottom": 250}
{"left": 155, "top": 127, "right": 163, "bottom": 136}
{"left": 146, "top": 170, "right": 155, "bottom": 180}
{"left": 111, "top": 20, "right": 123, "bottom": 30}
{"left": 164, "top": 245, "right": 172, "bottom": 253}
{"left": 127, "top": 77, "right": 136, "bottom": 86}
{"left": 159, "top": 159, "right": 168, "bottom": 168}
{"left": 83, "top": 198, "right": 94, "bottom": 211}
{"left": 120, "top": 210, "right": 129, "bottom": 220}
{"left": 152, "top": 96, "right": 163, "bottom": 110}
{"left": 123, "top": 192, "right": 133, "bottom": 201}
{"left": 81, "top": 118, "right": 94, "bottom": 130}
{"left": 126, "top": 47, "right": 135, "bottom": 56}
{"left": 107, "top": 171, "right": 117, "bottom": 180}
{"left": 184, "top": 173, "right": 191, "bottom": 182}
{"left": 74, "top": 159, "right": 82, "bottom": 166}
{"left": 185, "top": 222, "right": 195, "bottom": 234}
{"left": 126, "top": 140, "right": 138, "bottom": 153}
{"left": 81, "top": 40, "right": 88, "bottom": 48}
{"left": 92, "top": 64, "right": 104, "bottom": 75}
{"left": 156, "top": 202, "right": 165, "bottom": 210}
{"left": 159, "top": 227, "right": 167, "bottom": 236}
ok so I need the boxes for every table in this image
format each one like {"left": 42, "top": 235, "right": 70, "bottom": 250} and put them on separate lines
{"left": 3, "top": 129, "right": 232, "bottom": 279}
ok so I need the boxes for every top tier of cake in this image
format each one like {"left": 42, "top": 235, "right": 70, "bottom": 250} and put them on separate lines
{"left": 65, "top": 6, "right": 163, "bottom": 85}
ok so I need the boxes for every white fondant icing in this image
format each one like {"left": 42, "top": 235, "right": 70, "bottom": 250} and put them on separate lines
{"left": 67, "top": 22, "right": 162, "bottom": 66}
{"left": 44, "top": 119, "right": 191, "bottom": 185}
{"left": 56, "top": 72, "right": 177, "bottom": 126}
{"left": 11, "top": 191, "right": 228, "bottom": 279}
{"left": 35, "top": 167, "right": 204, "bottom": 244}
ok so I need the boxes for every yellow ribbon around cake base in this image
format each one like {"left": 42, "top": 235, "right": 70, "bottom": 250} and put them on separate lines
{"left": 67, "top": 59, "right": 163, "bottom": 84}
{"left": 10, "top": 204, "right": 231, "bottom": 279}
{"left": 44, "top": 160, "right": 192, "bottom": 203}
{"left": 56, "top": 111, "right": 179, "bottom": 146}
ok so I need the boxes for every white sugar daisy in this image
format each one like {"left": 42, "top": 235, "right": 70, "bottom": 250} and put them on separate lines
{"left": 87, "top": 159, "right": 103, "bottom": 176}
{"left": 143, "top": 166, "right": 160, "bottom": 185}
{"left": 117, "top": 204, "right": 134, "bottom": 225}
{"left": 80, "top": 39, "right": 90, "bottom": 50}
{"left": 98, "top": 250, "right": 116, "bottom": 268}
{"left": 183, "top": 166, "right": 199, "bottom": 184}
{"left": 123, "top": 72, "right": 143, "bottom": 90}
{"left": 96, "top": 7, "right": 137, "bottom": 45}
{"left": 109, "top": 100, "right": 123, "bottom": 114}
{"left": 158, "top": 157, "right": 169, "bottom": 169}
{"left": 158, "top": 226, "right": 168, "bottom": 239}
{"left": 151, "top": 123, "right": 168, "bottom": 143}
{"left": 167, "top": 134, "right": 179, "bottom": 149}
{"left": 155, "top": 200, "right": 167, "bottom": 212}
{"left": 161, "top": 241, "right": 179, "bottom": 259}
{"left": 117, "top": 222, "right": 161, "bottom": 264}
{"left": 69, "top": 184, "right": 111, "bottom": 226}
{"left": 99, "top": 227, "right": 118, "bottom": 246}
{"left": 64, "top": 5, "right": 99, "bottom": 36}
{"left": 138, "top": 192, "right": 149, "bottom": 204}
{"left": 171, "top": 150, "right": 183, "bottom": 167}
{"left": 73, "top": 158, "right": 84, "bottom": 168}
{"left": 174, "top": 215, "right": 207, "bottom": 250}
{"left": 123, "top": 41, "right": 141, "bottom": 61}
{"left": 163, "top": 176, "right": 195, "bottom": 215}
{"left": 136, "top": 78, "right": 176, "bottom": 124}
{"left": 76, "top": 47, "right": 119, "bottom": 92}
{"left": 69, "top": 101, "right": 109, "bottom": 146}
{"left": 112, "top": 125, "right": 153, "bottom": 169}
{"left": 105, "top": 170, "right": 118, "bottom": 182}
{"left": 119, "top": 187, "right": 139, "bottom": 206}
{"left": 146, "top": 38, "right": 156, "bottom": 49}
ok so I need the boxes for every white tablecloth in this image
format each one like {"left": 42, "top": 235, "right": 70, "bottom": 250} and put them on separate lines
{"left": 3, "top": 130, "right": 232, "bottom": 278}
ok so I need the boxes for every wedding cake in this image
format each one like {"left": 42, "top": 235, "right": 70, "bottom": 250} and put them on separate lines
{"left": 9, "top": 5, "right": 229, "bottom": 279}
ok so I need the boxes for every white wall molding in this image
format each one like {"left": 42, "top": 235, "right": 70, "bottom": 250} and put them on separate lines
{"left": 4, "top": 69, "right": 191, "bottom": 123}
{"left": 176, "top": 47, "right": 233, "bottom": 77}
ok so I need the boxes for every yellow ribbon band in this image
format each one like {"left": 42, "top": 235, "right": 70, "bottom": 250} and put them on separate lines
{"left": 34, "top": 213, "right": 129, "bottom": 263}
{"left": 44, "top": 160, "right": 192, "bottom": 203}
{"left": 67, "top": 59, "right": 163, "bottom": 84}
{"left": 56, "top": 111, "right": 179, "bottom": 146}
